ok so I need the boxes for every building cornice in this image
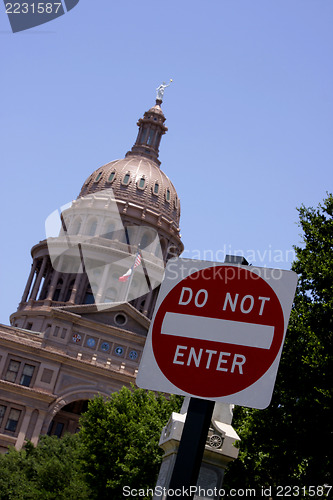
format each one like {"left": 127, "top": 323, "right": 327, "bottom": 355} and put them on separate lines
{"left": 0, "top": 379, "right": 55, "bottom": 404}
{"left": 0, "top": 324, "right": 138, "bottom": 384}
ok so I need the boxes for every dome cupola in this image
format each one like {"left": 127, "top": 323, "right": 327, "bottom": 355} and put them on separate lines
{"left": 125, "top": 100, "right": 167, "bottom": 165}
{"left": 125, "top": 80, "right": 172, "bottom": 165}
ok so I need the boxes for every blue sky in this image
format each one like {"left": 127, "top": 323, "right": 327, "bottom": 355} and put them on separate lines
{"left": 1, "top": 0, "right": 332, "bottom": 324}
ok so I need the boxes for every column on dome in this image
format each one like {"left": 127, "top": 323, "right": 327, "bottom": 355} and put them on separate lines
{"left": 30, "top": 256, "right": 48, "bottom": 301}
{"left": 95, "top": 264, "right": 110, "bottom": 303}
{"left": 148, "top": 288, "right": 161, "bottom": 318}
{"left": 57, "top": 272, "right": 71, "bottom": 303}
{"left": 38, "top": 264, "right": 53, "bottom": 300}
{"left": 77, "top": 274, "right": 92, "bottom": 304}
{"left": 21, "top": 259, "right": 38, "bottom": 303}
{"left": 45, "top": 256, "right": 64, "bottom": 302}
{"left": 141, "top": 291, "right": 154, "bottom": 317}
{"left": 68, "top": 271, "right": 83, "bottom": 304}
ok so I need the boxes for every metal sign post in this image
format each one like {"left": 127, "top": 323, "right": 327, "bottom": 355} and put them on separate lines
{"left": 166, "top": 397, "right": 215, "bottom": 500}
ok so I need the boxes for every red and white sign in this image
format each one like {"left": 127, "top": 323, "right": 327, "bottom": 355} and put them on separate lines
{"left": 136, "top": 259, "right": 298, "bottom": 409}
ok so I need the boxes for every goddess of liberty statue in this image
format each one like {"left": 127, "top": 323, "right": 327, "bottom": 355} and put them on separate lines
{"left": 156, "top": 79, "right": 173, "bottom": 102}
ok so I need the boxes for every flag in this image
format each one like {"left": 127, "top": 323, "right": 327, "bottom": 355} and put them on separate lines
{"left": 119, "top": 251, "right": 142, "bottom": 282}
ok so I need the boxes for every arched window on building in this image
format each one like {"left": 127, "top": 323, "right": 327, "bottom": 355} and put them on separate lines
{"left": 65, "top": 279, "right": 75, "bottom": 302}
{"left": 83, "top": 283, "right": 96, "bottom": 305}
{"left": 139, "top": 299, "right": 146, "bottom": 313}
{"left": 104, "top": 287, "right": 117, "bottom": 303}
{"left": 166, "top": 246, "right": 177, "bottom": 262}
{"left": 140, "top": 231, "right": 153, "bottom": 251}
{"left": 87, "top": 219, "right": 98, "bottom": 237}
{"left": 39, "top": 277, "right": 51, "bottom": 301}
{"left": 159, "top": 238, "right": 167, "bottom": 259}
{"left": 37, "top": 276, "right": 45, "bottom": 300}
{"left": 71, "top": 218, "right": 82, "bottom": 235}
{"left": 121, "top": 225, "right": 130, "bottom": 244}
{"left": 53, "top": 279, "right": 63, "bottom": 302}
{"left": 103, "top": 221, "right": 115, "bottom": 240}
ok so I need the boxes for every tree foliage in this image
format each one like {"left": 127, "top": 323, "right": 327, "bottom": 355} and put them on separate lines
{"left": 0, "top": 387, "right": 181, "bottom": 499}
{"left": 79, "top": 385, "right": 182, "bottom": 499}
{"left": 0, "top": 434, "right": 90, "bottom": 500}
{"left": 224, "top": 193, "right": 333, "bottom": 496}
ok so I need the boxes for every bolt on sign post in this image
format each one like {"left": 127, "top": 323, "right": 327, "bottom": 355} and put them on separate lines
{"left": 136, "top": 258, "right": 298, "bottom": 498}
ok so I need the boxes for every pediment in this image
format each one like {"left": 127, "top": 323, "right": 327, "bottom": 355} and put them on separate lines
{"left": 55, "top": 302, "right": 149, "bottom": 337}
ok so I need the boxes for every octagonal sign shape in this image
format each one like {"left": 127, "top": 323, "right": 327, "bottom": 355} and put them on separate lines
{"left": 136, "top": 258, "right": 298, "bottom": 409}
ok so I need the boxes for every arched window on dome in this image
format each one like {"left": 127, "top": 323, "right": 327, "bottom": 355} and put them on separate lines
{"left": 140, "top": 232, "right": 151, "bottom": 250}
{"left": 153, "top": 182, "right": 159, "bottom": 195}
{"left": 159, "top": 238, "right": 167, "bottom": 259}
{"left": 165, "top": 188, "right": 171, "bottom": 202}
{"left": 53, "top": 279, "right": 63, "bottom": 302}
{"left": 139, "top": 127, "right": 148, "bottom": 145}
{"left": 108, "top": 170, "right": 116, "bottom": 183}
{"left": 154, "top": 240, "right": 163, "bottom": 259}
{"left": 166, "top": 246, "right": 178, "bottom": 261}
{"left": 39, "top": 277, "right": 51, "bottom": 301}
{"left": 139, "top": 299, "right": 146, "bottom": 313}
{"left": 137, "top": 176, "right": 146, "bottom": 190}
{"left": 65, "top": 279, "right": 75, "bottom": 302}
{"left": 103, "top": 221, "right": 115, "bottom": 240}
{"left": 83, "top": 283, "right": 96, "bottom": 305}
{"left": 71, "top": 217, "right": 82, "bottom": 235}
{"left": 94, "top": 172, "right": 102, "bottom": 183}
{"left": 147, "top": 129, "right": 155, "bottom": 146}
{"left": 104, "top": 287, "right": 117, "bottom": 303}
{"left": 120, "top": 225, "right": 130, "bottom": 244}
{"left": 126, "top": 225, "right": 139, "bottom": 246}
{"left": 154, "top": 133, "right": 162, "bottom": 149}
{"left": 87, "top": 219, "right": 98, "bottom": 237}
{"left": 122, "top": 173, "right": 131, "bottom": 186}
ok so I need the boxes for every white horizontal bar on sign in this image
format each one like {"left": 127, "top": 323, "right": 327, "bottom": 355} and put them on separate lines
{"left": 161, "top": 312, "right": 274, "bottom": 350}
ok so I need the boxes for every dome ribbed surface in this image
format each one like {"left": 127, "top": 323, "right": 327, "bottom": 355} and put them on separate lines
{"left": 78, "top": 155, "right": 180, "bottom": 226}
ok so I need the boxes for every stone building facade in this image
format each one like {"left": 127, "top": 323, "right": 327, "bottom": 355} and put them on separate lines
{"left": 0, "top": 96, "right": 184, "bottom": 453}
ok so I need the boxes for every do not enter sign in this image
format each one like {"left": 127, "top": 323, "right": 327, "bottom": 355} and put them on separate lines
{"left": 137, "top": 259, "right": 298, "bottom": 409}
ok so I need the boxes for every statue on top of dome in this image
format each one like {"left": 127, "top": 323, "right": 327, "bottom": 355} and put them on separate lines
{"left": 156, "top": 79, "right": 173, "bottom": 102}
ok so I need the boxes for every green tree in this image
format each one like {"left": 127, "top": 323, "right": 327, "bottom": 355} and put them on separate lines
{"left": 79, "top": 385, "right": 182, "bottom": 500}
{"left": 224, "top": 193, "right": 333, "bottom": 497}
{"left": 0, "top": 433, "right": 90, "bottom": 500}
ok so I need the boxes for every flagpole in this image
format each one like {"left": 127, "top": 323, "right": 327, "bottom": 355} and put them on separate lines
{"left": 124, "top": 245, "right": 140, "bottom": 303}
{"left": 139, "top": 250, "right": 152, "bottom": 294}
